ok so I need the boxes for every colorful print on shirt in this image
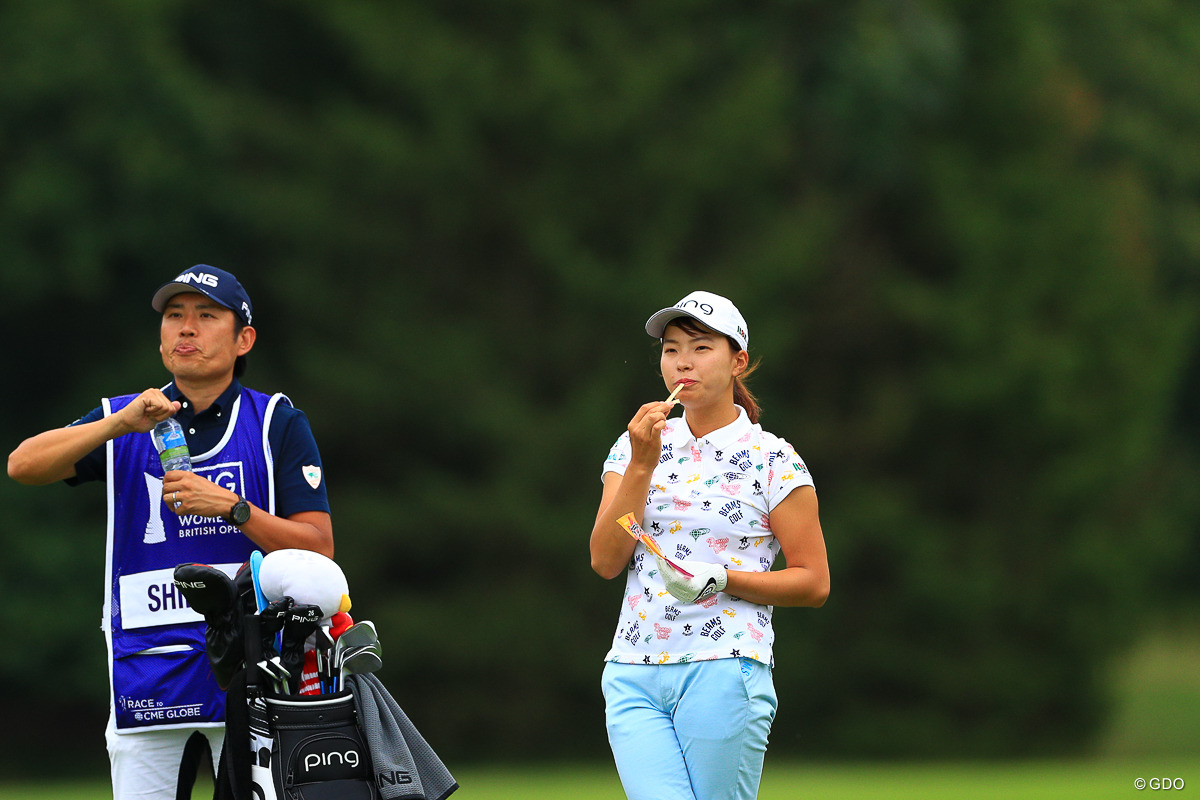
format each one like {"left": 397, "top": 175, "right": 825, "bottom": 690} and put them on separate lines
{"left": 601, "top": 406, "right": 814, "bottom": 668}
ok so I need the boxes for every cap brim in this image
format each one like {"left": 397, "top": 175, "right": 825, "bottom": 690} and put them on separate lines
{"left": 645, "top": 308, "right": 696, "bottom": 339}
{"left": 151, "top": 282, "right": 230, "bottom": 314}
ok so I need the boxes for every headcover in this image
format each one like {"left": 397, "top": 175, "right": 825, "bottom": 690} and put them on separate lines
{"left": 259, "top": 549, "right": 352, "bottom": 621}
{"left": 173, "top": 562, "right": 248, "bottom": 689}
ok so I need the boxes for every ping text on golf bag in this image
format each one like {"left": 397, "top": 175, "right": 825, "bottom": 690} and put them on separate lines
{"left": 254, "top": 692, "right": 375, "bottom": 800}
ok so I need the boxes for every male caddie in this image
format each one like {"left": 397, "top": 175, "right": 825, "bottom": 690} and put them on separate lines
{"left": 7, "top": 265, "right": 333, "bottom": 799}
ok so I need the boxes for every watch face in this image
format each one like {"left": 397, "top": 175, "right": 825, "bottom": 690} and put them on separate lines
{"left": 231, "top": 500, "right": 251, "bottom": 525}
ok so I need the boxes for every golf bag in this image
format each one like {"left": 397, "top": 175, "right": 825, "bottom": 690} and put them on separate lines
{"left": 250, "top": 690, "right": 376, "bottom": 799}
{"left": 219, "top": 634, "right": 378, "bottom": 799}
{"left": 177, "top": 559, "right": 456, "bottom": 800}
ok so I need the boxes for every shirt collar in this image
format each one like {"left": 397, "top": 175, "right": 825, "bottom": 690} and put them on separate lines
{"left": 164, "top": 379, "right": 241, "bottom": 417}
{"left": 666, "top": 405, "right": 753, "bottom": 450}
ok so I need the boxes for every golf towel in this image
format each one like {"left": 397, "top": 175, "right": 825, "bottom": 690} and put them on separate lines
{"left": 348, "top": 673, "right": 458, "bottom": 800}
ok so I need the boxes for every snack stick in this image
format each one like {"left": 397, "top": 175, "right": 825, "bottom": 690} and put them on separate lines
{"left": 666, "top": 383, "right": 685, "bottom": 403}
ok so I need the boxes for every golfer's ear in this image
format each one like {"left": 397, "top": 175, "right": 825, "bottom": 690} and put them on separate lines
{"left": 733, "top": 348, "right": 749, "bottom": 376}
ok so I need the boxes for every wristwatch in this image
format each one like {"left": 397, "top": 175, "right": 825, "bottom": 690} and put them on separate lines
{"left": 227, "top": 495, "right": 251, "bottom": 527}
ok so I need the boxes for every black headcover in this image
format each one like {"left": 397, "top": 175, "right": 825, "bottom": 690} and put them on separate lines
{"left": 280, "top": 604, "right": 322, "bottom": 693}
{"left": 174, "top": 562, "right": 237, "bottom": 617}
{"left": 258, "top": 596, "right": 294, "bottom": 662}
{"left": 173, "top": 561, "right": 259, "bottom": 690}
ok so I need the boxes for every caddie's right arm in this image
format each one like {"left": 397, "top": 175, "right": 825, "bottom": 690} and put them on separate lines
{"left": 7, "top": 389, "right": 180, "bottom": 485}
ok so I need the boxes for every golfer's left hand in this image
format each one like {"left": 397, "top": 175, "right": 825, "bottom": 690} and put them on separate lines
{"left": 655, "top": 556, "right": 728, "bottom": 603}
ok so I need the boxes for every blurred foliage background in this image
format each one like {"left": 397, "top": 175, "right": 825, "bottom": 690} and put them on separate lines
{"left": 3, "top": 0, "right": 1200, "bottom": 777}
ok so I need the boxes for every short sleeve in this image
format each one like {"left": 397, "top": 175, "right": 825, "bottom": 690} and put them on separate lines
{"left": 64, "top": 405, "right": 107, "bottom": 485}
{"left": 764, "top": 437, "right": 815, "bottom": 511}
{"left": 602, "top": 431, "right": 633, "bottom": 482}
{"left": 268, "top": 405, "right": 331, "bottom": 517}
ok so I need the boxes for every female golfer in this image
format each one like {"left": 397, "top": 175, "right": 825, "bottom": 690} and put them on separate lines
{"left": 591, "top": 290, "right": 830, "bottom": 800}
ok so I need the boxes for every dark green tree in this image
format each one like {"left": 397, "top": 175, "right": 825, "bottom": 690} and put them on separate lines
{"left": 2, "top": 0, "right": 1198, "bottom": 772}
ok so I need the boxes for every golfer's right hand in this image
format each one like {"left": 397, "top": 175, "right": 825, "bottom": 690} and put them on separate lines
{"left": 627, "top": 400, "right": 677, "bottom": 469}
{"left": 116, "top": 389, "right": 182, "bottom": 434}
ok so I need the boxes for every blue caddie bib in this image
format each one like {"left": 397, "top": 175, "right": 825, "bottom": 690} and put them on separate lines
{"left": 103, "top": 387, "right": 290, "bottom": 732}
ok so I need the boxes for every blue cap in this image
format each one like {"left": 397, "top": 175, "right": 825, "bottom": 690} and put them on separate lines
{"left": 151, "top": 265, "right": 254, "bottom": 325}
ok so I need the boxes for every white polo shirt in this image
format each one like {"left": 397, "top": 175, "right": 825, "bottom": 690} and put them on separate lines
{"left": 601, "top": 406, "right": 814, "bottom": 668}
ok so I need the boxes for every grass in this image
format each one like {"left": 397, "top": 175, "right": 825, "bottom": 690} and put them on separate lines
{"left": 462, "top": 760, "right": 1200, "bottom": 799}
{"left": 2, "top": 760, "right": 1199, "bottom": 800}
{"left": 6, "top": 624, "right": 1198, "bottom": 799}
{"left": 1100, "top": 622, "right": 1200, "bottom": 758}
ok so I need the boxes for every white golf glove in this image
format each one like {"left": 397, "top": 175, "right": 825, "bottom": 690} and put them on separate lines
{"left": 655, "top": 555, "right": 728, "bottom": 603}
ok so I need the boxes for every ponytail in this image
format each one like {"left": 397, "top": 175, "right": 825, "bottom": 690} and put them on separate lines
{"left": 734, "top": 359, "right": 761, "bottom": 424}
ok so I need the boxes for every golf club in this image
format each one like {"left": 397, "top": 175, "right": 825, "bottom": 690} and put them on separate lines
{"left": 257, "top": 658, "right": 290, "bottom": 695}
{"left": 315, "top": 624, "right": 335, "bottom": 693}
{"left": 331, "top": 621, "right": 380, "bottom": 692}
{"left": 339, "top": 642, "right": 383, "bottom": 685}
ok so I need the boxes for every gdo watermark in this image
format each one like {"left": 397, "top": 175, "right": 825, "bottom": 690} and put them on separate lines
{"left": 1135, "top": 777, "right": 1186, "bottom": 790}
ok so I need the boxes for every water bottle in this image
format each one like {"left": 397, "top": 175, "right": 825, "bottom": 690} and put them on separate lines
{"left": 152, "top": 417, "right": 193, "bottom": 473}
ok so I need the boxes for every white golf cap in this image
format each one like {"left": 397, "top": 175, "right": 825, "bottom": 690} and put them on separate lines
{"left": 645, "top": 290, "right": 749, "bottom": 351}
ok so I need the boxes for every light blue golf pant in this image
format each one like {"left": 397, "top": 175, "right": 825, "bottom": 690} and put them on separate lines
{"left": 602, "top": 659, "right": 778, "bottom": 800}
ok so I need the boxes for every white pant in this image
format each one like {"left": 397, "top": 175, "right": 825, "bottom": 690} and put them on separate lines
{"left": 105, "top": 713, "right": 223, "bottom": 799}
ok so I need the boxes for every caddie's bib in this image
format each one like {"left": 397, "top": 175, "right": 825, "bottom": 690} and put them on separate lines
{"left": 103, "top": 387, "right": 289, "bottom": 732}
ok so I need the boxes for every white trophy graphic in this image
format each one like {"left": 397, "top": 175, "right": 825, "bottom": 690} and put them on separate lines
{"left": 144, "top": 473, "right": 166, "bottom": 544}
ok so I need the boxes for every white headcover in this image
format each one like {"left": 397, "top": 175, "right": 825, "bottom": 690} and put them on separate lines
{"left": 259, "top": 548, "right": 352, "bottom": 621}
